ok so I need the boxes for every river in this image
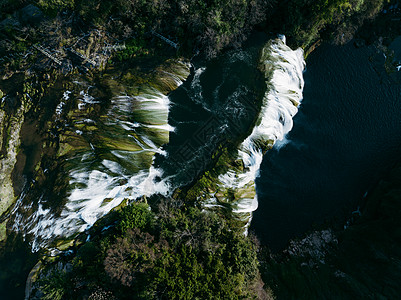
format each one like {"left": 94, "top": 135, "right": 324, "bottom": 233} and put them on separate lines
{"left": 1, "top": 34, "right": 401, "bottom": 297}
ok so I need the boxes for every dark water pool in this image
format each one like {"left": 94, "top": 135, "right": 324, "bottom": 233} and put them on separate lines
{"left": 252, "top": 40, "right": 401, "bottom": 250}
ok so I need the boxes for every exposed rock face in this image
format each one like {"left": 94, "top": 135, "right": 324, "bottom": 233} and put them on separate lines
{"left": 0, "top": 94, "right": 31, "bottom": 218}
{"left": 0, "top": 17, "right": 21, "bottom": 30}
{"left": 285, "top": 229, "right": 338, "bottom": 265}
{"left": 19, "top": 5, "right": 44, "bottom": 26}
{"left": 0, "top": 5, "right": 43, "bottom": 30}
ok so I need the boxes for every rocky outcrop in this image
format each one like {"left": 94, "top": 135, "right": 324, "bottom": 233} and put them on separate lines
{"left": 0, "top": 5, "right": 43, "bottom": 30}
{"left": 19, "top": 5, "right": 44, "bottom": 26}
{"left": 0, "top": 93, "right": 32, "bottom": 219}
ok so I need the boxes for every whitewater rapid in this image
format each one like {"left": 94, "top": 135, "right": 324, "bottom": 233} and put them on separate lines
{"left": 12, "top": 61, "right": 190, "bottom": 251}
{"left": 206, "top": 36, "right": 305, "bottom": 218}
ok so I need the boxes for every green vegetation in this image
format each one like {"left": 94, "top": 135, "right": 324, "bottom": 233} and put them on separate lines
{"left": 36, "top": 0, "right": 75, "bottom": 16}
{"left": 39, "top": 270, "right": 71, "bottom": 300}
{"left": 114, "top": 39, "right": 149, "bottom": 62}
{"left": 0, "top": 0, "right": 390, "bottom": 76}
{"left": 0, "top": 0, "right": 26, "bottom": 19}
{"left": 31, "top": 0, "right": 387, "bottom": 56}
{"left": 37, "top": 200, "right": 267, "bottom": 299}
{"left": 267, "top": 0, "right": 388, "bottom": 49}
{"left": 117, "top": 202, "right": 153, "bottom": 233}
{"left": 67, "top": 0, "right": 272, "bottom": 58}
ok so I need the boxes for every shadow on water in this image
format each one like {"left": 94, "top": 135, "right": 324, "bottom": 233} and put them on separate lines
{"left": 0, "top": 233, "right": 40, "bottom": 299}
{"left": 154, "top": 32, "right": 268, "bottom": 188}
{"left": 253, "top": 40, "right": 401, "bottom": 251}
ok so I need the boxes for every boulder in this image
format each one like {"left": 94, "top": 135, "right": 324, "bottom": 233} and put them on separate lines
{"left": 0, "top": 16, "right": 21, "bottom": 30}
{"left": 19, "top": 4, "right": 43, "bottom": 25}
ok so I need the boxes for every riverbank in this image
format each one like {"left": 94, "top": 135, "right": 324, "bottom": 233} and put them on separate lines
{"left": 0, "top": 0, "right": 393, "bottom": 77}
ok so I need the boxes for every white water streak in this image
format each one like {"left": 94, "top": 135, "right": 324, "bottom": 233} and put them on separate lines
{"left": 16, "top": 62, "right": 190, "bottom": 251}
{"left": 218, "top": 36, "right": 305, "bottom": 214}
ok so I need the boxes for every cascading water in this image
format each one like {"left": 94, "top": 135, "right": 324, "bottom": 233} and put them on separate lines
{"left": 6, "top": 35, "right": 304, "bottom": 251}
{"left": 11, "top": 61, "right": 190, "bottom": 250}
{"left": 201, "top": 36, "right": 305, "bottom": 221}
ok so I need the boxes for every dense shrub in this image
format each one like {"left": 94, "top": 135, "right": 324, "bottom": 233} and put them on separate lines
{"left": 268, "top": 0, "right": 387, "bottom": 48}
{"left": 65, "top": 0, "right": 273, "bottom": 58}
{"left": 0, "top": 0, "right": 29, "bottom": 18}
{"left": 37, "top": 0, "right": 75, "bottom": 11}
{"left": 104, "top": 228, "right": 167, "bottom": 288}
{"left": 118, "top": 202, "right": 154, "bottom": 233}
{"left": 38, "top": 270, "right": 72, "bottom": 300}
{"left": 38, "top": 201, "right": 261, "bottom": 299}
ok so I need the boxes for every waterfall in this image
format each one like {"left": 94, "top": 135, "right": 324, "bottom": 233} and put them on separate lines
{"left": 9, "top": 36, "right": 304, "bottom": 250}
{"left": 204, "top": 36, "right": 305, "bottom": 220}
{"left": 12, "top": 61, "right": 190, "bottom": 251}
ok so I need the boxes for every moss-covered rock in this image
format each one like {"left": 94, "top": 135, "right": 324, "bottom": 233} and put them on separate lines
{"left": 0, "top": 219, "right": 7, "bottom": 242}
{"left": 0, "top": 93, "right": 32, "bottom": 217}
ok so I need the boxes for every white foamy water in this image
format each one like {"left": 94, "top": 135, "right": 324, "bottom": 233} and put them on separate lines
{"left": 190, "top": 67, "right": 208, "bottom": 110}
{"left": 12, "top": 62, "right": 190, "bottom": 251}
{"left": 210, "top": 36, "right": 305, "bottom": 216}
{"left": 25, "top": 164, "right": 172, "bottom": 251}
